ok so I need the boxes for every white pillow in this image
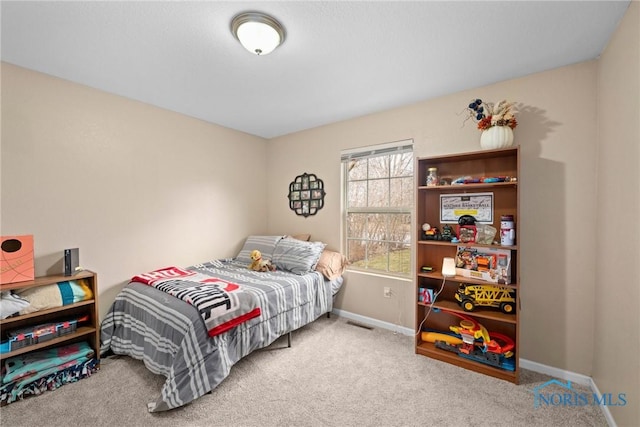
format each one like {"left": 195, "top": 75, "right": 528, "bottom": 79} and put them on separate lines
{"left": 272, "top": 238, "right": 326, "bottom": 275}
{"left": 235, "top": 235, "right": 285, "bottom": 264}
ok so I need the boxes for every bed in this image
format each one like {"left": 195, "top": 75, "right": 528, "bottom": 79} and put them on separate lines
{"left": 99, "top": 235, "right": 345, "bottom": 412}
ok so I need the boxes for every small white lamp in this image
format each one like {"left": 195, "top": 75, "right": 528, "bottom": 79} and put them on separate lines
{"left": 441, "top": 257, "right": 456, "bottom": 278}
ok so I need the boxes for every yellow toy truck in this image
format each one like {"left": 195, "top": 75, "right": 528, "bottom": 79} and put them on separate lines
{"left": 454, "top": 283, "right": 516, "bottom": 314}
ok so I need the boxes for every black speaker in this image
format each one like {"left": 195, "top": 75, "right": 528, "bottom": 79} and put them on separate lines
{"left": 63, "top": 248, "right": 79, "bottom": 276}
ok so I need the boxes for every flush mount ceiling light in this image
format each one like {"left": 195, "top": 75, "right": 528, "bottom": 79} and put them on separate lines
{"left": 231, "top": 12, "right": 286, "bottom": 56}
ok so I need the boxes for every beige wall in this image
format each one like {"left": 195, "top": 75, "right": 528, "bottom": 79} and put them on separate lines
{"left": 594, "top": 2, "right": 639, "bottom": 425}
{"left": 1, "top": 63, "right": 269, "bottom": 319}
{"left": 268, "top": 61, "right": 600, "bottom": 375}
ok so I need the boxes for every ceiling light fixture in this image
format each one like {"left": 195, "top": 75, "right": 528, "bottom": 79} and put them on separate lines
{"left": 231, "top": 12, "right": 286, "bottom": 56}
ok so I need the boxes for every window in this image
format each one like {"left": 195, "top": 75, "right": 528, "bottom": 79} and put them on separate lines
{"left": 341, "top": 140, "right": 413, "bottom": 276}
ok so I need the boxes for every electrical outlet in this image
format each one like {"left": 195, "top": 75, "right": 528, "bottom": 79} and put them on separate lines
{"left": 384, "top": 287, "right": 392, "bottom": 298}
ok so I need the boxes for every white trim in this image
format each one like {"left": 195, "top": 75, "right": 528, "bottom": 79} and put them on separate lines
{"left": 588, "top": 376, "right": 617, "bottom": 427}
{"left": 332, "top": 309, "right": 617, "bottom": 427}
{"left": 519, "top": 359, "right": 616, "bottom": 427}
{"left": 519, "top": 358, "right": 592, "bottom": 386}
{"left": 343, "top": 268, "right": 413, "bottom": 282}
{"left": 340, "top": 138, "right": 413, "bottom": 157}
{"left": 331, "top": 308, "right": 414, "bottom": 336}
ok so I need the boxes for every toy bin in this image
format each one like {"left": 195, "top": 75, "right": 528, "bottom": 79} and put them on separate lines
{"left": 55, "top": 319, "right": 79, "bottom": 337}
{"left": 31, "top": 324, "right": 57, "bottom": 343}
{"left": 8, "top": 332, "right": 35, "bottom": 351}
{"left": 0, "top": 340, "right": 10, "bottom": 354}
{"left": 8, "top": 323, "right": 57, "bottom": 348}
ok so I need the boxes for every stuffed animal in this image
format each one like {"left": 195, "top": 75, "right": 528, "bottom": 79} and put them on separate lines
{"left": 249, "top": 249, "right": 276, "bottom": 272}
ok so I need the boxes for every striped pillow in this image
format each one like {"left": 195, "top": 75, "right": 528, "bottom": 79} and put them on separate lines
{"left": 235, "top": 235, "right": 285, "bottom": 264}
{"left": 272, "top": 238, "right": 326, "bottom": 275}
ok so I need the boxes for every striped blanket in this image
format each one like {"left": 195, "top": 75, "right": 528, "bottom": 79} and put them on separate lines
{"left": 131, "top": 266, "right": 260, "bottom": 337}
{"left": 101, "top": 259, "right": 336, "bottom": 412}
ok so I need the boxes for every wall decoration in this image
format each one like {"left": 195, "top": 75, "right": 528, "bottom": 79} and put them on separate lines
{"left": 439, "top": 192, "right": 494, "bottom": 223}
{"left": 1, "top": 235, "right": 35, "bottom": 284}
{"left": 288, "top": 173, "right": 325, "bottom": 217}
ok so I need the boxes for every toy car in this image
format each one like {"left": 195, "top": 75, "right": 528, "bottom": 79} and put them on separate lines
{"left": 454, "top": 283, "right": 516, "bottom": 314}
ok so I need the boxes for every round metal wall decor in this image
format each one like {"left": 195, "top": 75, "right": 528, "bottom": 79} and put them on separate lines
{"left": 288, "top": 173, "right": 325, "bottom": 217}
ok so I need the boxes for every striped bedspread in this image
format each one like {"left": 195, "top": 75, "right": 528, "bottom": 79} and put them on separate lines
{"left": 100, "top": 259, "right": 335, "bottom": 412}
{"left": 131, "top": 266, "right": 261, "bottom": 337}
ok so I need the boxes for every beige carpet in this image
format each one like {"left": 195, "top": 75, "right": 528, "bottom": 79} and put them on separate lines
{"left": 0, "top": 315, "right": 607, "bottom": 426}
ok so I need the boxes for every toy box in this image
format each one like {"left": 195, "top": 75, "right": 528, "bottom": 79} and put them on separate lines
{"left": 8, "top": 323, "right": 56, "bottom": 347}
{"left": 456, "top": 225, "right": 477, "bottom": 243}
{"left": 55, "top": 318, "right": 80, "bottom": 336}
{"left": 418, "top": 288, "right": 435, "bottom": 304}
{"left": 1, "top": 235, "right": 35, "bottom": 284}
{"left": 455, "top": 245, "right": 512, "bottom": 284}
{"left": 7, "top": 331, "right": 35, "bottom": 351}
{"left": 5, "top": 316, "right": 84, "bottom": 352}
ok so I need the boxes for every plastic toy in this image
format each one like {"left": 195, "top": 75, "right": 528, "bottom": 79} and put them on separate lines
{"left": 457, "top": 215, "right": 477, "bottom": 226}
{"left": 427, "top": 309, "right": 515, "bottom": 371}
{"left": 454, "top": 245, "right": 512, "bottom": 284}
{"left": 421, "top": 331, "right": 463, "bottom": 346}
{"left": 424, "top": 226, "right": 440, "bottom": 240}
{"left": 454, "top": 283, "right": 516, "bottom": 313}
{"left": 441, "top": 224, "right": 456, "bottom": 241}
{"left": 418, "top": 288, "right": 434, "bottom": 303}
{"left": 481, "top": 176, "right": 508, "bottom": 183}
{"left": 457, "top": 225, "right": 476, "bottom": 243}
{"left": 451, "top": 176, "right": 510, "bottom": 185}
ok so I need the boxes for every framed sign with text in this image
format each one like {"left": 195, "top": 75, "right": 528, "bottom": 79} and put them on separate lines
{"left": 439, "top": 192, "right": 493, "bottom": 223}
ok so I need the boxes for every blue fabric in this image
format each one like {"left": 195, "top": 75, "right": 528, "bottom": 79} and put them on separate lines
{"left": 0, "top": 357, "right": 97, "bottom": 405}
{"left": 57, "top": 281, "right": 74, "bottom": 306}
{"left": 3, "top": 341, "right": 94, "bottom": 384}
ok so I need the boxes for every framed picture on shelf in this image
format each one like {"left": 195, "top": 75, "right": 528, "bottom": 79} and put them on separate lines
{"left": 440, "top": 192, "right": 493, "bottom": 223}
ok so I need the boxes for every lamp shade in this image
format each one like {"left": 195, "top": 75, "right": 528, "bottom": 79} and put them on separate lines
{"left": 441, "top": 257, "right": 456, "bottom": 278}
{"left": 231, "top": 12, "right": 285, "bottom": 55}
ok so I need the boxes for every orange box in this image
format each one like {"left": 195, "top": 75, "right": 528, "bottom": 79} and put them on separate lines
{"left": 1, "top": 235, "right": 35, "bottom": 284}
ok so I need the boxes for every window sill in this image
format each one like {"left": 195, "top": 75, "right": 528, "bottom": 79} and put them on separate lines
{"left": 344, "top": 267, "right": 412, "bottom": 282}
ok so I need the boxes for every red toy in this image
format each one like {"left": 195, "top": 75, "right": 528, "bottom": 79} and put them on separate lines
{"left": 431, "top": 308, "right": 515, "bottom": 370}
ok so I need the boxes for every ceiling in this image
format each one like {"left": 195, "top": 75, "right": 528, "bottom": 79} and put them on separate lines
{"left": 1, "top": 1, "right": 630, "bottom": 139}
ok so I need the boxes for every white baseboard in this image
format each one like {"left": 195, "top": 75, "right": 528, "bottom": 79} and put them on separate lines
{"left": 518, "top": 359, "right": 616, "bottom": 426}
{"left": 519, "top": 358, "right": 591, "bottom": 386}
{"left": 332, "top": 308, "right": 616, "bottom": 427}
{"left": 331, "top": 308, "right": 414, "bottom": 336}
{"left": 587, "top": 376, "right": 617, "bottom": 427}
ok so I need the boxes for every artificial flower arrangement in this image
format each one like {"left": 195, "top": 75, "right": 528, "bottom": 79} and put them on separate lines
{"left": 464, "top": 99, "right": 518, "bottom": 131}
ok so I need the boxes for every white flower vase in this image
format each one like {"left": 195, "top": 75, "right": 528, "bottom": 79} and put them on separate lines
{"left": 480, "top": 126, "right": 514, "bottom": 150}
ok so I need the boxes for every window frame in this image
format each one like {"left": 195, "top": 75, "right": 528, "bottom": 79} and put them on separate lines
{"left": 341, "top": 139, "right": 414, "bottom": 277}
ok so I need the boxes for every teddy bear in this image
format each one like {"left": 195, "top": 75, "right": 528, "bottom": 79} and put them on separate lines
{"left": 249, "top": 249, "right": 276, "bottom": 272}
